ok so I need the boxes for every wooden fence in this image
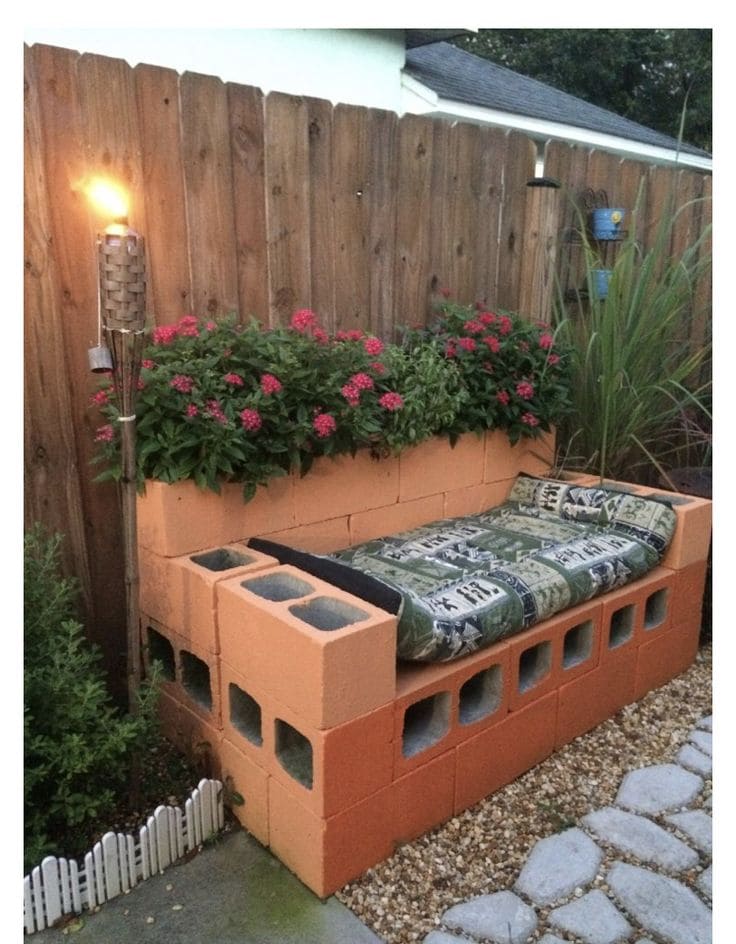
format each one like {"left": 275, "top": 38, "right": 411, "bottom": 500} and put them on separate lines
{"left": 23, "top": 42, "right": 711, "bottom": 694}
{"left": 23, "top": 778, "right": 224, "bottom": 934}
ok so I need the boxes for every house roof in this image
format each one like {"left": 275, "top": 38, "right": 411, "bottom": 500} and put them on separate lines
{"left": 404, "top": 42, "right": 710, "bottom": 160}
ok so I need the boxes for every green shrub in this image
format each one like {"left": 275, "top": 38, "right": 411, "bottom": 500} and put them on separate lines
{"left": 24, "top": 526, "right": 159, "bottom": 873}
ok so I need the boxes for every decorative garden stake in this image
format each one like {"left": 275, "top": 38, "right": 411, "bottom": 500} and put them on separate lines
{"left": 86, "top": 178, "right": 146, "bottom": 713}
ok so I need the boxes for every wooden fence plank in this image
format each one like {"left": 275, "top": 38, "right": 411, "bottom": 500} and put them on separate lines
{"left": 474, "top": 126, "right": 508, "bottom": 308}
{"left": 427, "top": 118, "right": 452, "bottom": 298}
{"left": 393, "top": 113, "right": 436, "bottom": 327}
{"left": 228, "top": 81, "right": 270, "bottom": 323}
{"left": 332, "top": 103, "right": 372, "bottom": 332}
{"left": 304, "top": 96, "right": 336, "bottom": 332}
{"left": 444, "top": 121, "right": 485, "bottom": 305}
{"left": 367, "top": 107, "right": 399, "bottom": 338}
{"left": 134, "top": 63, "right": 193, "bottom": 323}
{"left": 496, "top": 131, "right": 536, "bottom": 310}
{"left": 180, "top": 71, "right": 240, "bottom": 318}
{"left": 264, "top": 91, "right": 312, "bottom": 324}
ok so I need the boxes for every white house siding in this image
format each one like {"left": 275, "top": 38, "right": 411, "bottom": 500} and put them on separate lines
{"left": 23, "top": 28, "right": 407, "bottom": 112}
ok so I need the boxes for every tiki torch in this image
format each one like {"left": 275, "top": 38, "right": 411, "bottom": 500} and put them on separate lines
{"left": 86, "top": 178, "right": 146, "bottom": 713}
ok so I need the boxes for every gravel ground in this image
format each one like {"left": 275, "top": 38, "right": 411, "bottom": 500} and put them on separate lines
{"left": 336, "top": 643, "right": 712, "bottom": 944}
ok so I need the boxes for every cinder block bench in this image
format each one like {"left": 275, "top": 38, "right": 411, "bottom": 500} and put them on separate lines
{"left": 137, "top": 433, "right": 711, "bottom": 897}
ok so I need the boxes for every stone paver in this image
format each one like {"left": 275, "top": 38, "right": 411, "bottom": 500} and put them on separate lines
{"left": 665, "top": 810, "right": 712, "bottom": 856}
{"left": 607, "top": 861, "right": 712, "bottom": 944}
{"left": 582, "top": 806, "right": 699, "bottom": 871}
{"left": 423, "top": 933, "right": 467, "bottom": 944}
{"left": 697, "top": 865, "right": 712, "bottom": 900}
{"left": 676, "top": 743, "right": 712, "bottom": 776}
{"left": 548, "top": 888, "right": 632, "bottom": 944}
{"left": 615, "top": 764, "right": 703, "bottom": 814}
{"left": 442, "top": 891, "right": 537, "bottom": 944}
{"left": 696, "top": 714, "right": 712, "bottom": 732}
{"left": 688, "top": 729, "right": 712, "bottom": 757}
{"left": 538, "top": 936, "right": 568, "bottom": 944}
{"left": 514, "top": 828, "right": 602, "bottom": 905}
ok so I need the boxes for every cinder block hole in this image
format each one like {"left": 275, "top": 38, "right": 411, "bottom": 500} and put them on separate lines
{"left": 146, "top": 626, "right": 175, "bottom": 681}
{"left": 242, "top": 573, "right": 314, "bottom": 602}
{"left": 229, "top": 683, "right": 262, "bottom": 747}
{"left": 459, "top": 664, "right": 502, "bottom": 725}
{"left": 402, "top": 692, "right": 451, "bottom": 758}
{"left": 275, "top": 719, "right": 313, "bottom": 790}
{"left": 563, "top": 620, "right": 594, "bottom": 669}
{"left": 289, "top": 596, "right": 368, "bottom": 631}
{"left": 644, "top": 588, "right": 669, "bottom": 630}
{"left": 518, "top": 641, "right": 552, "bottom": 693}
{"left": 190, "top": 548, "right": 254, "bottom": 572}
{"left": 180, "top": 651, "right": 213, "bottom": 711}
{"left": 609, "top": 605, "right": 635, "bottom": 648}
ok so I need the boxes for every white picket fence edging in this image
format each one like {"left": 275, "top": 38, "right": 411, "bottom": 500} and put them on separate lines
{"left": 23, "top": 778, "right": 225, "bottom": 935}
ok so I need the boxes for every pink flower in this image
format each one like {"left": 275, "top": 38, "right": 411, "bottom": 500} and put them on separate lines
{"left": 177, "top": 315, "right": 200, "bottom": 337}
{"left": 521, "top": 412, "right": 540, "bottom": 427}
{"left": 137, "top": 378, "right": 145, "bottom": 390}
{"left": 379, "top": 392, "right": 404, "bottom": 412}
{"left": 141, "top": 359, "right": 156, "bottom": 370}
{"left": 336, "top": 329, "right": 365, "bottom": 342}
{"left": 363, "top": 337, "right": 384, "bottom": 356}
{"left": 207, "top": 399, "right": 228, "bottom": 424}
{"left": 152, "top": 324, "right": 178, "bottom": 345}
{"left": 313, "top": 412, "right": 337, "bottom": 438}
{"left": 89, "top": 388, "right": 110, "bottom": 406}
{"left": 341, "top": 383, "right": 361, "bottom": 406}
{"left": 312, "top": 327, "right": 329, "bottom": 344}
{"left": 547, "top": 353, "right": 561, "bottom": 366}
{"left": 516, "top": 380, "right": 535, "bottom": 400}
{"left": 205, "top": 321, "right": 217, "bottom": 331}
{"left": 260, "top": 373, "right": 283, "bottom": 395}
{"left": 350, "top": 372, "right": 374, "bottom": 391}
{"left": 240, "top": 407, "right": 262, "bottom": 432}
{"left": 458, "top": 337, "right": 477, "bottom": 352}
{"left": 539, "top": 333, "right": 554, "bottom": 350}
{"left": 94, "top": 424, "right": 114, "bottom": 443}
{"left": 185, "top": 403, "right": 199, "bottom": 417}
{"left": 290, "top": 309, "right": 318, "bottom": 333}
{"left": 496, "top": 390, "right": 511, "bottom": 406}
{"left": 170, "top": 374, "right": 195, "bottom": 393}
{"left": 463, "top": 319, "right": 484, "bottom": 335}
{"left": 478, "top": 311, "right": 497, "bottom": 325}
{"left": 224, "top": 372, "right": 244, "bottom": 386}
{"left": 498, "top": 315, "right": 513, "bottom": 336}
{"left": 482, "top": 335, "right": 501, "bottom": 353}
{"left": 444, "top": 341, "right": 457, "bottom": 359}
{"left": 370, "top": 361, "right": 386, "bottom": 375}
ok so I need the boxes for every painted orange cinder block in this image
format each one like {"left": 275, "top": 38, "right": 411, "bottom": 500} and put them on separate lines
{"left": 137, "top": 476, "right": 296, "bottom": 558}
{"left": 508, "top": 600, "right": 602, "bottom": 712}
{"left": 454, "top": 690, "right": 558, "bottom": 815}
{"left": 256, "top": 516, "right": 352, "bottom": 556}
{"left": 519, "top": 427, "right": 556, "bottom": 477}
{"left": 349, "top": 494, "right": 446, "bottom": 546}
{"left": 483, "top": 429, "right": 526, "bottom": 483}
{"left": 398, "top": 433, "right": 485, "bottom": 502}
{"left": 393, "top": 641, "right": 512, "bottom": 778}
{"left": 217, "top": 737, "right": 270, "bottom": 847}
{"left": 217, "top": 565, "right": 397, "bottom": 730}
{"left": 177, "top": 702, "right": 224, "bottom": 779}
{"left": 392, "top": 750, "right": 456, "bottom": 847}
{"left": 645, "top": 490, "right": 711, "bottom": 570}
{"left": 635, "top": 567, "right": 677, "bottom": 643}
{"left": 442, "top": 478, "right": 516, "bottom": 519}
{"left": 268, "top": 778, "right": 395, "bottom": 899}
{"left": 154, "top": 688, "right": 182, "bottom": 746}
{"left": 291, "top": 451, "right": 400, "bottom": 528}
{"left": 555, "top": 644, "right": 638, "bottom": 749}
{"left": 634, "top": 609, "right": 702, "bottom": 701}
{"left": 139, "top": 544, "right": 278, "bottom": 655}
{"left": 671, "top": 559, "right": 709, "bottom": 624}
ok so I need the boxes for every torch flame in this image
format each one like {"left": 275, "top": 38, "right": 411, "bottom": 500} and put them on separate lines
{"left": 82, "top": 176, "right": 130, "bottom": 221}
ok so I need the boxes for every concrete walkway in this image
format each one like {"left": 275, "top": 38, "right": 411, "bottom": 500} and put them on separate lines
{"left": 31, "top": 716, "right": 712, "bottom": 944}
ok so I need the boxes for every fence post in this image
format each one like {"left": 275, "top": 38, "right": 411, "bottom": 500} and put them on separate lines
{"left": 518, "top": 177, "right": 561, "bottom": 323}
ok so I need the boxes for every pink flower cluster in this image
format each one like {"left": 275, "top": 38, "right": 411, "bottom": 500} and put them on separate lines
{"left": 170, "top": 374, "right": 195, "bottom": 394}
{"left": 290, "top": 309, "right": 328, "bottom": 344}
{"left": 240, "top": 407, "right": 262, "bottom": 432}
{"left": 206, "top": 399, "right": 228, "bottom": 425}
{"left": 260, "top": 373, "right": 283, "bottom": 395}
{"left": 313, "top": 412, "right": 337, "bottom": 438}
{"left": 152, "top": 315, "right": 205, "bottom": 346}
{"left": 335, "top": 329, "right": 365, "bottom": 342}
{"left": 94, "top": 424, "right": 114, "bottom": 443}
{"left": 521, "top": 412, "right": 539, "bottom": 427}
{"left": 516, "top": 380, "right": 535, "bottom": 400}
{"left": 379, "top": 392, "right": 404, "bottom": 412}
{"left": 363, "top": 337, "right": 384, "bottom": 357}
{"left": 224, "top": 373, "right": 244, "bottom": 387}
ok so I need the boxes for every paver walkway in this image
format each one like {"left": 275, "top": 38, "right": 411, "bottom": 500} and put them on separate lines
{"left": 423, "top": 714, "right": 713, "bottom": 944}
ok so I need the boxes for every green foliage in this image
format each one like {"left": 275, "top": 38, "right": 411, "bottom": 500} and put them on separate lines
{"left": 552, "top": 193, "right": 711, "bottom": 481}
{"left": 91, "top": 306, "right": 574, "bottom": 495}
{"left": 405, "top": 302, "right": 574, "bottom": 445}
{"left": 24, "top": 526, "right": 160, "bottom": 872}
{"left": 452, "top": 29, "right": 711, "bottom": 152}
